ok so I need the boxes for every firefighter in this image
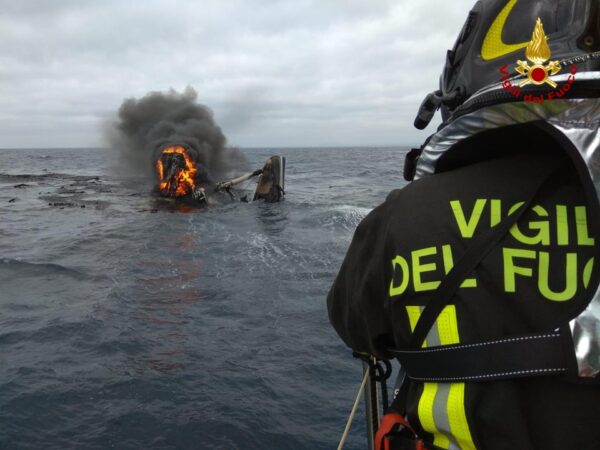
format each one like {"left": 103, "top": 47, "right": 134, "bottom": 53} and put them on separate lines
{"left": 328, "top": 1, "right": 600, "bottom": 449}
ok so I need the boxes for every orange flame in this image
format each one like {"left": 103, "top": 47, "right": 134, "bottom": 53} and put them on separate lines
{"left": 156, "top": 146, "right": 198, "bottom": 197}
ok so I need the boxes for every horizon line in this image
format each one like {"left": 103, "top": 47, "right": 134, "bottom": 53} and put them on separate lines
{"left": 0, "top": 144, "right": 417, "bottom": 151}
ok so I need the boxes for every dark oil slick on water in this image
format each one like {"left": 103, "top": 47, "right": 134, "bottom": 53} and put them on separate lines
{"left": 0, "top": 147, "right": 408, "bottom": 450}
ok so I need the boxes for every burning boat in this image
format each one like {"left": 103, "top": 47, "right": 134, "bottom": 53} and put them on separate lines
{"left": 155, "top": 145, "right": 285, "bottom": 204}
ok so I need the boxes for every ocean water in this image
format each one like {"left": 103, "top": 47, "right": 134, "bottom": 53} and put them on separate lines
{"left": 0, "top": 146, "right": 409, "bottom": 450}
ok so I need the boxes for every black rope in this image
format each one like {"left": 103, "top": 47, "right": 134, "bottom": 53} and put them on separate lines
{"left": 375, "top": 359, "right": 392, "bottom": 410}
{"left": 353, "top": 353, "right": 394, "bottom": 420}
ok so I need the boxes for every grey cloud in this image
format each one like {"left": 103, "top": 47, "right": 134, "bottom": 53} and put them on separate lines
{"left": 0, "top": 0, "right": 475, "bottom": 148}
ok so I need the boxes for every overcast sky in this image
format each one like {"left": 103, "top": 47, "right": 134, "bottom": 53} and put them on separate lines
{"left": 0, "top": 0, "right": 476, "bottom": 148}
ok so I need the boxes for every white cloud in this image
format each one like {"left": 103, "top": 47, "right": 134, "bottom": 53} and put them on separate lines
{"left": 0, "top": 0, "right": 475, "bottom": 148}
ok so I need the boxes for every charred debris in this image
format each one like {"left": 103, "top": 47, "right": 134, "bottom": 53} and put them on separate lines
{"left": 155, "top": 145, "right": 285, "bottom": 205}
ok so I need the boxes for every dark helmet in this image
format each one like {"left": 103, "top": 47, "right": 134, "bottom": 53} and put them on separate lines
{"left": 415, "top": 0, "right": 600, "bottom": 129}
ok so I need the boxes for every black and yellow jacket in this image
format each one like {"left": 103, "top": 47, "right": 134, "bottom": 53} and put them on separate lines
{"left": 328, "top": 132, "right": 600, "bottom": 449}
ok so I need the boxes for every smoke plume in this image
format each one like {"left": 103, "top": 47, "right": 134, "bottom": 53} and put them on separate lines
{"left": 108, "top": 86, "right": 249, "bottom": 182}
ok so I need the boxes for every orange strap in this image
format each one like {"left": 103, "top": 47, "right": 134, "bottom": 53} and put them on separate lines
{"left": 375, "top": 413, "right": 427, "bottom": 450}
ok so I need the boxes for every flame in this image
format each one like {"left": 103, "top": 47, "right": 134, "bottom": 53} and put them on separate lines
{"left": 156, "top": 146, "right": 198, "bottom": 197}
{"left": 525, "top": 18, "right": 551, "bottom": 65}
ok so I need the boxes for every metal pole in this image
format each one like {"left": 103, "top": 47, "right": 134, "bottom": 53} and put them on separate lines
{"left": 214, "top": 169, "right": 262, "bottom": 192}
{"left": 363, "top": 358, "right": 380, "bottom": 450}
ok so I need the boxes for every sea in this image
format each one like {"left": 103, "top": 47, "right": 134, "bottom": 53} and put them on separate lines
{"left": 0, "top": 146, "right": 409, "bottom": 450}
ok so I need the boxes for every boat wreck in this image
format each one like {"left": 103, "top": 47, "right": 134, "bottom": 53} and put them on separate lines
{"left": 155, "top": 145, "right": 285, "bottom": 205}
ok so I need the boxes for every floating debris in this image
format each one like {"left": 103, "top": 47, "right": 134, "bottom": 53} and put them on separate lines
{"left": 48, "top": 202, "right": 77, "bottom": 208}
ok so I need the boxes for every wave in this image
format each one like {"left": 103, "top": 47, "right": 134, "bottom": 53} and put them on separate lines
{"left": 0, "top": 258, "right": 88, "bottom": 280}
{"left": 298, "top": 204, "right": 372, "bottom": 232}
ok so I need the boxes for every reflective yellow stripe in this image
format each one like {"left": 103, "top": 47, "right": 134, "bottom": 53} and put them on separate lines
{"left": 407, "top": 306, "right": 452, "bottom": 448}
{"left": 447, "top": 384, "right": 476, "bottom": 450}
{"left": 436, "top": 305, "right": 460, "bottom": 345}
{"left": 406, "top": 305, "right": 427, "bottom": 347}
{"left": 419, "top": 383, "right": 450, "bottom": 449}
{"left": 437, "top": 307, "right": 476, "bottom": 450}
{"left": 406, "top": 305, "right": 477, "bottom": 450}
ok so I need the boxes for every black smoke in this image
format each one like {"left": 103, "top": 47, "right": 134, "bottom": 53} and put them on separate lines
{"left": 108, "top": 86, "right": 249, "bottom": 183}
